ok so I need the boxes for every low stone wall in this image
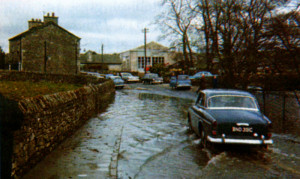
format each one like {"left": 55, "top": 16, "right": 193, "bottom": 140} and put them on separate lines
{"left": 0, "top": 70, "right": 105, "bottom": 85}
{"left": 10, "top": 80, "right": 115, "bottom": 178}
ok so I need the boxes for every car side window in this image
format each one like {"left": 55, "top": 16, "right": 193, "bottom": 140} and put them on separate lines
{"left": 196, "top": 93, "right": 205, "bottom": 107}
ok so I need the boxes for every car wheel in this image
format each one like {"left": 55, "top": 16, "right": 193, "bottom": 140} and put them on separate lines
{"left": 187, "top": 115, "right": 193, "bottom": 133}
{"left": 199, "top": 125, "right": 207, "bottom": 148}
{"left": 260, "top": 144, "right": 268, "bottom": 150}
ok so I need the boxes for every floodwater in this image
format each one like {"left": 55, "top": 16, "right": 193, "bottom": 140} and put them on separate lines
{"left": 23, "top": 84, "right": 300, "bottom": 179}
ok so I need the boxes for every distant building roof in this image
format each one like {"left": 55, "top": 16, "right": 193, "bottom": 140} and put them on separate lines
{"left": 134, "top": 41, "right": 169, "bottom": 51}
{"left": 121, "top": 41, "right": 169, "bottom": 53}
{"left": 80, "top": 51, "right": 122, "bottom": 64}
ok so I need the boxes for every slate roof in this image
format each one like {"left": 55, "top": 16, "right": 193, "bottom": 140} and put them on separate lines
{"left": 120, "top": 41, "right": 169, "bottom": 53}
{"left": 9, "top": 21, "right": 80, "bottom": 41}
{"left": 134, "top": 41, "right": 169, "bottom": 51}
{"left": 79, "top": 51, "right": 122, "bottom": 64}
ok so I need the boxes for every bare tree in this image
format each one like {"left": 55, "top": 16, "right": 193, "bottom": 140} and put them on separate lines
{"left": 264, "top": 10, "right": 300, "bottom": 77}
{"left": 156, "top": 0, "right": 196, "bottom": 74}
{"left": 192, "top": 0, "right": 293, "bottom": 88}
{"left": 157, "top": 0, "right": 297, "bottom": 86}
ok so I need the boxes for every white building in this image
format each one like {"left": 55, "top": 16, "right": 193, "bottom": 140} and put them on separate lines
{"left": 119, "top": 41, "right": 175, "bottom": 73}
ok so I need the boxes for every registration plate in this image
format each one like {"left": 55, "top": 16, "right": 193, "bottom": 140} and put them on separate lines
{"left": 232, "top": 126, "right": 253, "bottom": 133}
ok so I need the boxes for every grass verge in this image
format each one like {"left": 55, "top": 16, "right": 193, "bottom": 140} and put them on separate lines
{"left": 0, "top": 81, "right": 82, "bottom": 101}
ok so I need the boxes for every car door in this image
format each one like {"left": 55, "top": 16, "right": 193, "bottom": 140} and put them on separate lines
{"left": 190, "top": 92, "right": 206, "bottom": 136}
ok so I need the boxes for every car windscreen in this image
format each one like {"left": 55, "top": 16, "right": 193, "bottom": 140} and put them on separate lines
{"left": 149, "top": 74, "right": 158, "bottom": 78}
{"left": 122, "top": 73, "right": 132, "bottom": 77}
{"left": 207, "top": 95, "right": 258, "bottom": 110}
{"left": 112, "top": 76, "right": 121, "bottom": 79}
{"left": 178, "top": 75, "right": 189, "bottom": 80}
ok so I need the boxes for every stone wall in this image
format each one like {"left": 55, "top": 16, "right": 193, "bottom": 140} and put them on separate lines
{"left": 0, "top": 70, "right": 105, "bottom": 85}
{"left": 0, "top": 72, "right": 116, "bottom": 178}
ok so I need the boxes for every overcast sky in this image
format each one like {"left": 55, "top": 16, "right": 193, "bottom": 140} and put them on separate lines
{"left": 1, "top": 0, "right": 298, "bottom": 54}
{"left": 0, "top": 0, "right": 165, "bottom": 54}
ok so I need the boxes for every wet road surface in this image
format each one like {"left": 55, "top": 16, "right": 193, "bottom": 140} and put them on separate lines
{"left": 23, "top": 84, "right": 300, "bottom": 178}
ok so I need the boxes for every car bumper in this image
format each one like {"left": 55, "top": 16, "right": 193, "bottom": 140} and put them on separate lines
{"left": 152, "top": 81, "right": 163, "bottom": 84}
{"left": 127, "top": 79, "right": 139, "bottom": 82}
{"left": 177, "top": 85, "right": 191, "bottom": 88}
{"left": 207, "top": 136, "right": 273, "bottom": 145}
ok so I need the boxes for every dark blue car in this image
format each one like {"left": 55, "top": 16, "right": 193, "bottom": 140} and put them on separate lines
{"left": 109, "top": 76, "right": 124, "bottom": 89}
{"left": 169, "top": 75, "right": 192, "bottom": 89}
{"left": 187, "top": 89, "right": 273, "bottom": 148}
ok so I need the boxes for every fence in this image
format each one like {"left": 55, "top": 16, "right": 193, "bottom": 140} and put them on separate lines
{"left": 251, "top": 90, "right": 300, "bottom": 136}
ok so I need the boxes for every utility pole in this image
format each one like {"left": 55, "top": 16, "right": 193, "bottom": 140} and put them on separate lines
{"left": 75, "top": 41, "right": 78, "bottom": 74}
{"left": 101, "top": 44, "right": 104, "bottom": 63}
{"left": 44, "top": 41, "right": 47, "bottom": 73}
{"left": 142, "top": 28, "right": 149, "bottom": 74}
{"left": 19, "top": 38, "right": 22, "bottom": 71}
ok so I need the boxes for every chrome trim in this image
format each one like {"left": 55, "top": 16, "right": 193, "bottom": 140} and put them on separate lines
{"left": 236, "top": 123, "right": 249, "bottom": 126}
{"left": 222, "top": 134, "right": 226, "bottom": 143}
{"left": 192, "top": 106, "right": 212, "bottom": 125}
{"left": 207, "top": 107, "right": 259, "bottom": 111}
{"left": 207, "top": 136, "right": 273, "bottom": 144}
{"left": 177, "top": 85, "right": 191, "bottom": 87}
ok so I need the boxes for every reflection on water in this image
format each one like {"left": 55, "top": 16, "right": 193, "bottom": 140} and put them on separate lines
{"left": 137, "top": 92, "right": 194, "bottom": 122}
{"left": 112, "top": 91, "right": 205, "bottom": 178}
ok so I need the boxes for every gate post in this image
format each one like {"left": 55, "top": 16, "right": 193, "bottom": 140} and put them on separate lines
{"left": 263, "top": 90, "right": 266, "bottom": 114}
{"left": 282, "top": 92, "right": 286, "bottom": 132}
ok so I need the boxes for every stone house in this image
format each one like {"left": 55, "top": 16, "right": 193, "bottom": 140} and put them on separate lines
{"left": 119, "top": 41, "right": 175, "bottom": 73}
{"left": 8, "top": 13, "right": 80, "bottom": 74}
{"left": 79, "top": 50, "right": 122, "bottom": 72}
{"left": 0, "top": 47, "right": 5, "bottom": 69}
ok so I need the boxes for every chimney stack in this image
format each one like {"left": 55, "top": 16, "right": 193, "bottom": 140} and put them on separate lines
{"left": 28, "top": 18, "right": 43, "bottom": 29}
{"left": 44, "top": 12, "right": 58, "bottom": 24}
{"left": 28, "top": 12, "right": 58, "bottom": 29}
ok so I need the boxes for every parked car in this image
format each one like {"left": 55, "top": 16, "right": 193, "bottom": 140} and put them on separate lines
{"left": 187, "top": 89, "right": 273, "bottom": 148}
{"left": 109, "top": 76, "right": 124, "bottom": 89}
{"left": 85, "top": 72, "right": 104, "bottom": 79}
{"left": 169, "top": 76, "right": 177, "bottom": 88}
{"left": 169, "top": 75, "right": 192, "bottom": 89}
{"left": 105, "top": 74, "right": 114, "bottom": 79}
{"left": 142, "top": 73, "right": 163, "bottom": 84}
{"left": 189, "top": 71, "right": 214, "bottom": 81}
{"left": 120, "top": 72, "right": 140, "bottom": 83}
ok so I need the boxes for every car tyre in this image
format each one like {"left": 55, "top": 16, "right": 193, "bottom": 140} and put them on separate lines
{"left": 260, "top": 144, "right": 268, "bottom": 151}
{"left": 199, "top": 125, "right": 207, "bottom": 148}
{"left": 187, "top": 115, "right": 193, "bottom": 133}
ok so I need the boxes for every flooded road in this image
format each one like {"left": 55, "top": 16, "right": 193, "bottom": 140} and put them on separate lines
{"left": 23, "top": 84, "right": 300, "bottom": 178}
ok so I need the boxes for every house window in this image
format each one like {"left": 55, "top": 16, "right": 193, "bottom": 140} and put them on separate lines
{"left": 147, "top": 57, "right": 151, "bottom": 65}
{"left": 138, "top": 57, "right": 141, "bottom": 68}
{"left": 141, "top": 57, "right": 145, "bottom": 68}
{"left": 138, "top": 57, "right": 151, "bottom": 68}
{"left": 152, "top": 57, "right": 164, "bottom": 66}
